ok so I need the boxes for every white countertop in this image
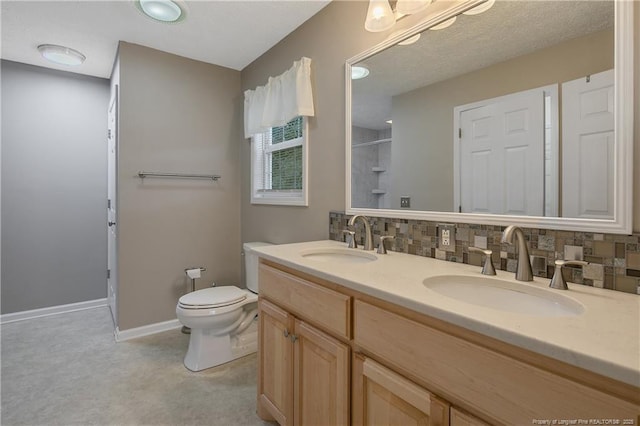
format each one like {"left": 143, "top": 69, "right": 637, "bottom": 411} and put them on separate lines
{"left": 253, "top": 240, "right": 640, "bottom": 387}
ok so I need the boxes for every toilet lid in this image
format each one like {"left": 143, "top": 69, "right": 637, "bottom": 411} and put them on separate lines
{"left": 178, "top": 286, "right": 246, "bottom": 309}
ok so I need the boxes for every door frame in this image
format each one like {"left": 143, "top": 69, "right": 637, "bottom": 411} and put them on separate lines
{"left": 107, "top": 86, "right": 119, "bottom": 327}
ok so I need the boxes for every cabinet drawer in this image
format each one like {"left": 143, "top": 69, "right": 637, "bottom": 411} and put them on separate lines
{"left": 354, "top": 300, "right": 638, "bottom": 424}
{"left": 259, "top": 263, "right": 351, "bottom": 339}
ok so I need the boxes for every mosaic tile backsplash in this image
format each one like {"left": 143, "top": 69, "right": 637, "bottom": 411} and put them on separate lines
{"left": 329, "top": 212, "right": 640, "bottom": 295}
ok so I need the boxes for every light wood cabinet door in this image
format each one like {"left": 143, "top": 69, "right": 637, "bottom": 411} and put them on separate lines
{"left": 450, "top": 407, "right": 491, "bottom": 426}
{"left": 293, "top": 319, "right": 350, "bottom": 426}
{"left": 353, "top": 355, "right": 449, "bottom": 426}
{"left": 258, "top": 299, "right": 293, "bottom": 425}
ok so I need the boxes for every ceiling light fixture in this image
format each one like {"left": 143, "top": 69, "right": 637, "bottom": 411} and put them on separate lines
{"left": 351, "top": 65, "right": 370, "bottom": 80}
{"left": 136, "top": 0, "right": 185, "bottom": 23}
{"left": 37, "top": 44, "right": 86, "bottom": 66}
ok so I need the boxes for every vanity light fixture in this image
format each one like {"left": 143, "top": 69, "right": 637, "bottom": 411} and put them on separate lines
{"left": 136, "top": 0, "right": 185, "bottom": 23}
{"left": 37, "top": 44, "right": 86, "bottom": 66}
{"left": 364, "top": 0, "right": 396, "bottom": 32}
{"left": 463, "top": 0, "right": 495, "bottom": 15}
{"left": 386, "top": 119, "right": 393, "bottom": 124}
{"left": 351, "top": 65, "right": 370, "bottom": 80}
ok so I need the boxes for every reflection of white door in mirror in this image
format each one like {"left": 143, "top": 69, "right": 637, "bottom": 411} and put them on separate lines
{"left": 562, "top": 69, "right": 614, "bottom": 220}
{"left": 455, "top": 86, "right": 550, "bottom": 216}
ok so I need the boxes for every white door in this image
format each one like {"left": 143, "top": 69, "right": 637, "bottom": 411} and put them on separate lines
{"left": 107, "top": 90, "right": 118, "bottom": 327}
{"left": 458, "top": 88, "right": 545, "bottom": 215}
{"left": 561, "top": 69, "right": 614, "bottom": 219}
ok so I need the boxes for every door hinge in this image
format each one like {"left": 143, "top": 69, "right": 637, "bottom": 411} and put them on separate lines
{"left": 459, "top": 205, "right": 462, "bottom": 213}
{"left": 107, "top": 269, "right": 111, "bottom": 279}
{"left": 107, "top": 199, "right": 111, "bottom": 209}
{"left": 108, "top": 129, "right": 112, "bottom": 139}
{"left": 458, "top": 128, "right": 462, "bottom": 138}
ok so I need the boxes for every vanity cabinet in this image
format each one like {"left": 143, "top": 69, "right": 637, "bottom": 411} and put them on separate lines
{"left": 258, "top": 264, "right": 350, "bottom": 426}
{"left": 352, "top": 354, "right": 449, "bottom": 426}
{"left": 257, "top": 259, "right": 640, "bottom": 426}
{"left": 353, "top": 299, "right": 639, "bottom": 424}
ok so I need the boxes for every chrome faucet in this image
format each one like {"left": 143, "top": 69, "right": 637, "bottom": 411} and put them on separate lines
{"left": 348, "top": 215, "right": 374, "bottom": 251}
{"left": 549, "top": 260, "right": 588, "bottom": 290}
{"left": 377, "top": 235, "right": 394, "bottom": 254}
{"left": 342, "top": 230, "right": 357, "bottom": 249}
{"left": 468, "top": 247, "right": 496, "bottom": 276}
{"left": 501, "top": 225, "right": 533, "bottom": 281}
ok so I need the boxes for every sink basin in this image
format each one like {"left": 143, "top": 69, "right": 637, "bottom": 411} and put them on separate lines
{"left": 423, "top": 275, "right": 584, "bottom": 316}
{"left": 300, "top": 247, "right": 377, "bottom": 264}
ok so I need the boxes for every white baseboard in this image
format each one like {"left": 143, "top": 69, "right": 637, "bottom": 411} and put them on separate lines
{"left": 0, "top": 298, "right": 108, "bottom": 325}
{"left": 114, "top": 319, "right": 182, "bottom": 342}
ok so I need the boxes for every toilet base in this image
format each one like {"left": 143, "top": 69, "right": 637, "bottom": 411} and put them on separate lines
{"left": 183, "top": 320, "right": 258, "bottom": 372}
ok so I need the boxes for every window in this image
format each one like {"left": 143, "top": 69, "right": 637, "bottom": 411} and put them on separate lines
{"left": 251, "top": 116, "right": 308, "bottom": 205}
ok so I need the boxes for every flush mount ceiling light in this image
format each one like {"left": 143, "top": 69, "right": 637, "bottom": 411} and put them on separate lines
{"left": 37, "top": 44, "right": 86, "bottom": 66}
{"left": 136, "top": 0, "right": 186, "bottom": 23}
{"left": 352, "top": 65, "right": 370, "bottom": 80}
{"left": 463, "top": 0, "right": 496, "bottom": 15}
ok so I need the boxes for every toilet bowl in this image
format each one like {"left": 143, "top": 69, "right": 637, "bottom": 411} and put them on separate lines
{"left": 175, "top": 242, "right": 272, "bottom": 371}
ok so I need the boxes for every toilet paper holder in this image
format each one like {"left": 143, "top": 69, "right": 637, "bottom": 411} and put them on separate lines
{"left": 182, "top": 267, "right": 206, "bottom": 335}
{"left": 184, "top": 267, "right": 207, "bottom": 293}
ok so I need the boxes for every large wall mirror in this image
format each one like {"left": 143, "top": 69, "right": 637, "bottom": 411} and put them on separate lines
{"left": 346, "top": 0, "right": 633, "bottom": 233}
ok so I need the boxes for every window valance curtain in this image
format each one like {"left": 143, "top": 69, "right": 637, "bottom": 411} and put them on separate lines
{"left": 244, "top": 57, "right": 314, "bottom": 138}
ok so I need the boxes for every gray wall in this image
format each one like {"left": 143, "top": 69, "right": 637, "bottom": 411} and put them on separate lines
{"left": 116, "top": 43, "right": 242, "bottom": 331}
{"left": 242, "top": 1, "right": 640, "bottom": 236}
{"left": 240, "top": 1, "right": 390, "bottom": 245}
{"left": 1, "top": 60, "right": 109, "bottom": 314}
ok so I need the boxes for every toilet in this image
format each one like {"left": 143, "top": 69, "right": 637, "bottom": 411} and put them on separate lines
{"left": 176, "top": 242, "right": 271, "bottom": 371}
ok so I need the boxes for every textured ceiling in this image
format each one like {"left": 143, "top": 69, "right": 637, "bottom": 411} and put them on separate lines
{"left": 352, "top": 1, "right": 614, "bottom": 130}
{"left": 1, "top": 0, "right": 331, "bottom": 79}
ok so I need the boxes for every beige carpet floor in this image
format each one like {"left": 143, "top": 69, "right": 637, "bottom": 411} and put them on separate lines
{"left": 1, "top": 306, "right": 275, "bottom": 426}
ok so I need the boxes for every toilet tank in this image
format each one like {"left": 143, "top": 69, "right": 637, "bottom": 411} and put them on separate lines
{"left": 243, "top": 242, "right": 273, "bottom": 294}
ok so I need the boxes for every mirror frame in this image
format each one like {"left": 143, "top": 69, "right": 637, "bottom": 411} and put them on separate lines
{"left": 345, "top": 0, "right": 634, "bottom": 234}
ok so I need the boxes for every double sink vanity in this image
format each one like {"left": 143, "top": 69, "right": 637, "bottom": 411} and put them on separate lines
{"left": 253, "top": 238, "right": 639, "bottom": 425}
{"left": 250, "top": 0, "right": 638, "bottom": 424}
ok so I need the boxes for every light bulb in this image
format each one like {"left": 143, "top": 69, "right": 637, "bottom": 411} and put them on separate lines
{"left": 364, "top": 0, "right": 396, "bottom": 32}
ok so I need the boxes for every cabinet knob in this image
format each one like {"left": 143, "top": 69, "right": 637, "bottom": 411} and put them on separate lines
{"left": 290, "top": 334, "right": 298, "bottom": 343}
{"left": 283, "top": 329, "right": 290, "bottom": 338}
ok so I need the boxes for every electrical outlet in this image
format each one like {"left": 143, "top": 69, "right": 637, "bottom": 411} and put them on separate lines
{"left": 442, "top": 230, "right": 450, "bottom": 245}
{"left": 439, "top": 224, "right": 456, "bottom": 252}
{"left": 400, "top": 196, "right": 411, "bottom": 208}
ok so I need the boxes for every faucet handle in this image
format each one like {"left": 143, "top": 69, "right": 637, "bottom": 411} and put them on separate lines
{"left": 342, "top": 230, "right": 357, "bottom": 249}
{"left": 377, "top": 235, "right": 394, "bottom": 254}
{"left": 468, "top": 247, "right": 497, "bottom": 276}
{"left": 550, "top": 260, "right": 588, "bottom": 290}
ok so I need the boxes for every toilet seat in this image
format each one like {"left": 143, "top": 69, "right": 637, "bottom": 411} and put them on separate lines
{"left": 178, "top": 286, "right": 247, "bottom": 309}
